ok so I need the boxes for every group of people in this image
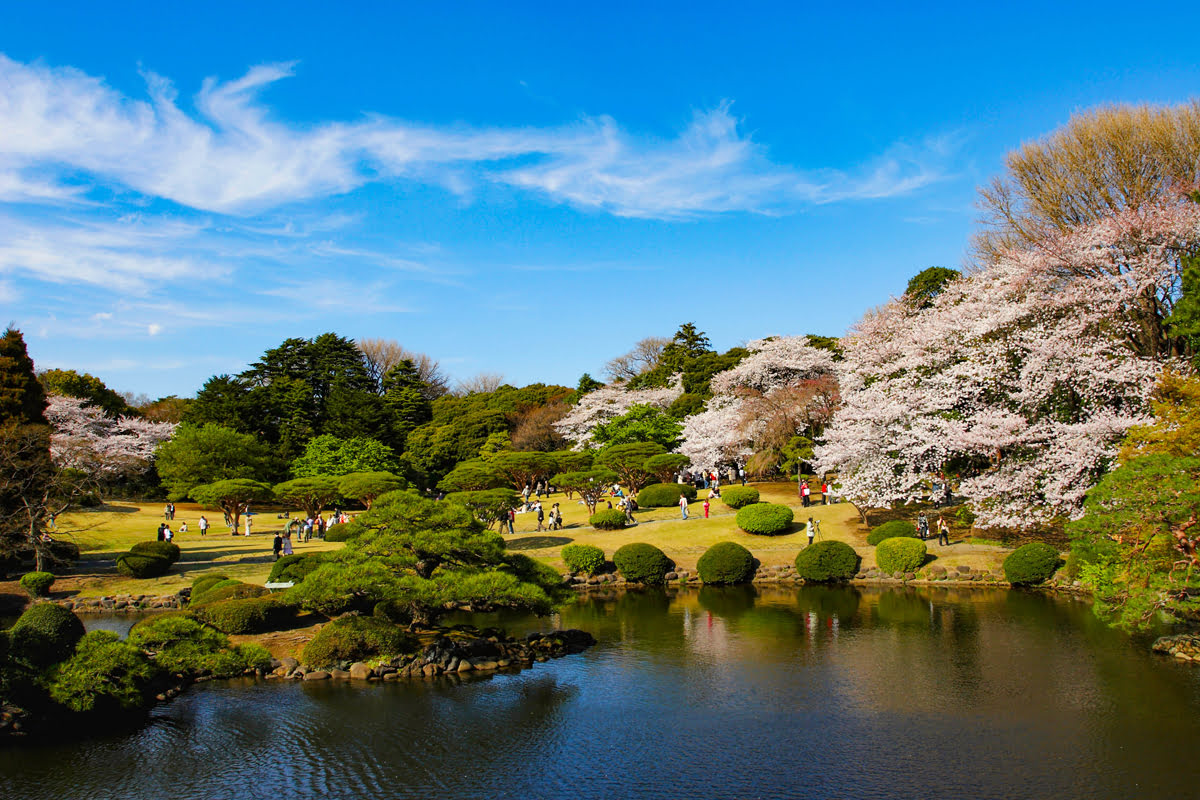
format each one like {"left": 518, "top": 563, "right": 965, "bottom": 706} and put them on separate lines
{"left": 156, "top": 515, "right": 209, "bottom": 541}
{"left": 917, "top": 513, "right": 952, "bottom": 545}
{"left": 533, "top": 501, "right": 563, "bottom": 532}
{"left": 799, "top": 480, "right": 831, "bottom": 507}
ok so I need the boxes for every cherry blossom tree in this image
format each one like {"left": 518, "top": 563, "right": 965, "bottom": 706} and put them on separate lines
{"left": 554, "top": 376, "right": 683, "bottom": 449}
{"left": 45, "top": 394, "right": 177, "bottom": 479}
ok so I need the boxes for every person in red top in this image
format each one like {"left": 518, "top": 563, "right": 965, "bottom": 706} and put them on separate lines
{"left": 703, "top": 498, "right": 710, "bottom": 519}
{"left": 821, "top": 481, "right": 830, "bottom": 505}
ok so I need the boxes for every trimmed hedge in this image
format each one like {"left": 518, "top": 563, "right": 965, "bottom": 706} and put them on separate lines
{"left": 115, "top": 552, "right": 171, "bottom": 579}
{"left": 720, "top": 486, "right": 760, "bottom": 509}
{"left": 190, "top": 573, "right": 229, "bottom": 598}
{"left": 191, "top": 594, "right": 298, "bottom": 635}
{"left": 130, "top": 540, "right": 182, "bottom": 565}
{"left": 697, "top": 542, "right": 755, "bottom": 584}
{"left": 866, "top": 520, "right": 918, "bottom": 546}
{"left": 1003, "top": 542, "right": 1061, "bottom": 586}
{"left": 562, "top": 544, "right": 606, "bottom": 575}
{"left": 191, "top": 581, "right": 268, "bottom": 607}
{"left": 589, "top": 509, "right": 627, "bottom": 530}
{"left": 20, "top": 571, "right": 54, "bottom": 597}
{"left": 128, "top": 615, "right": 272, "bottom": 677}
{"left": 636, "top": 483, "right": 698, "bottom": 508}
{"left": 735, "top": 503, "right": 795, "bottom": 536}
{"left": 268, "top": 553, "right": 326, "bottom": 584}
{"left": 794, "top": 541, "right": 859, "bottom": 582}
{"left": 875, "top": 537, "right": 927, "bottom": 574}
{"left": 324, "top": 523, "right": 360, "bottom": 543}
{"left": 302, "top": 616, "right": 414, "bottom": 669}
{"left": 9, "top": 602, "right": 86, "bottom": 668}
{"left": 613, "top": 543, "right": 672, "bottom": 585}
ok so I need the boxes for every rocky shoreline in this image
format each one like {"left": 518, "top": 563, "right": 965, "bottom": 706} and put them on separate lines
{"left": 1151, "top": 634, "right": 1200, "bottom": 663}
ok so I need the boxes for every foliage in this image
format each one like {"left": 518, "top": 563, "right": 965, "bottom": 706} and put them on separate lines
{"left": 551, "top": 451, "right": 594, "bottom": 474}
{"left": 20, "top": 571, "right": 54, "bottom": 597}
{"left": 190, "top": 581, "right": 269, "bottom": 606}
{"left": 612, "top": 543, "right": 672, "bottom": 585}
{"left": 337, "top": 471, "right": 407, "bottom": 509}
{"left": 437, "top": 460, "right": 504, "bottom": 492}
{"left": 302, "top": 616, "right": 415, "bottom": 669}
{"left": 324, "top": 522, "right": 360, "bottom": 542}
{"left": 128, "top": 616, "right": 271, "bottom": 676}
{"left": 446, "top": 488, "right": 519, "bottom": 529}
{"left": 735, "top": 503, "right": 795, "bottom": 536}
{"left": 794, "top": 540, "right": 859, "bottom": 582}
{"left": 589, "top": 509, "right": 627, "bottom": 530}
{"left": 45, "top": 394, "right": 176, "bottom": 481}
{"left": 274, "top": 475, "right": 341, "bottom": 518}
{"left": 154, "top": 423, "right": 275, "bottom": 500}
{"left": 38, "top": 368, "right": 135, "bottom": 417}
{"left": 595, "top": 442, "right": 666, "bottom": 491}
{"left": 190, "top": 594, "right": 298, "bottom": 634}
{"left": 1002, "top": 542, "right": 1061, "bottom": 586}
{"left": 720, "top": 486, "right": 760, "bottom": 509}
{"left": 875, "top": 537, "right": 927, "bottom": 574}
{"left": 697, "top": 542, "right": 755, "bottom": 584}
{"left": 1068, "top": 452, "right": 1200, "bottom": 627}
{"left": 268, "top": 553, "right": 327, "bottom": 584}
{"left": 904, "top": 267, "right": 961, "bottom": 309}
{"left": 291, "top": 434, "right": 399, "bottom": 478}
{"left": 190, "top": 573, "right": 228, "bottom": 597}
{"left": 551, "top": 468, "right": 618, "bottom": 514}
{"left": 643, "top": 453, "right": 691, "bottom": 484}
{"left": 866, "top": 521, "right": 919, "bottom": 546}
{"left": 191, "top": 478, "right": 274, "bottom": 533}
{"left": 1119, "top": 371, "right": 1200, "bottom": 460}
{"left": 129, "top": 540, "right": 182, "bottom": 564}
{"left": 47, "top": 631, "right": 157, "bottom": 713}
{"left": 554, "top": 377, "right": 683, "bottom": 450}
{"left": 561, "top": 544, "right": 605, "bottom": 575}
{"left": 489, "top": 451, "right": 558, "bottom": 491}
{"left": 115, "top": 552, "right": 172, "bottom": 579}
{"left": 9, "top": 602, "right": 86, "bottom": 667}
{"left": 591, "top": 404, "right": 683, "bottom": 449}
{"left": 636, "top": 482, "right": 698, "bottom": 507}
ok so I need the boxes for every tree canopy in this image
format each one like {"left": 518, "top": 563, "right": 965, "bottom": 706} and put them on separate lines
{"left": 595, "top": 442, "right": 666, "bottom": 491}
{"left": 154, "top": 423, "right": 275, "bottom": 500}
{"left": 337, "top": 471, "right": 408, "bottom": 509}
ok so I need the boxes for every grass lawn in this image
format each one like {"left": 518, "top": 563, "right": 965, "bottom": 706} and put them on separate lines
{"left": 36, "top": 482, "right": 1015, "bottom": 599}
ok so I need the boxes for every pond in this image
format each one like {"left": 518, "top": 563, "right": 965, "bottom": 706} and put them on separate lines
{"left": 3, "top": 585, "right": 1200, "bottom": 799}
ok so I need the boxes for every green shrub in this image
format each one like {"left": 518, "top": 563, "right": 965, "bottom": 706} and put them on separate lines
{"left": 191, "top": 594, "right": 297, "bottom": 634}
{"left": 47, "top": 630, "right": 158, "bottom": 713}
{"left": 562, "top": 544, "right": 606, "bottom": 575}
{"left": 190, "top": 581, "right": 269, "bottom": 607}
{"left": 636, "top": 483, "right": 698, "bottom": 508}
{"left": 323, "top": 522, "right": 361, "bottom": 542}
{"left": 613, "top": 543, "right": 672, "bottom": 585}
{"left": 794, "top": 541, "right": 860, "bottom": 582}
{"left": 720, "top": 486, "right": 760, "bottom": 509}
{"left": 115, "top": 552, "right": 171, "bottom": 579}
{"left": 9, "top": 603, "right": 86, "bottom": 668}
{"left": 875, "top": 537, "right": 927, "bottom": 574}
{"left": 866, "top": 520, "right": 918, "bottom": 546}
{"left": 129, "top": 540, "right": 182, "bottom": 565}
{"left": 190, "top": 573, "right": 229, "bottom": 598}
{"left": 268, "top": 553, "right": 326, "bottom": 584}
{"left": 128, "top": 616, "right": 270, "bottom": 676}
{"left": 735, "top": 503, "right": 795, "bottom": 536}
{"left": 697, "top": 542, "right": 755, "bottom": 584}
{"left": 20, "top": 571, "right": 54, "bottom": 597}
{"left": 1003, "top": 542, "right": 1061, "bottom": 586}
{"left": 302, "top": 616, "right": 414, "bottom": 669}
{"left": 190, "top": 578, "right": 246, "bottom": 605}
{"left": 589, "top": 509, "right": 627, "bottom": 530}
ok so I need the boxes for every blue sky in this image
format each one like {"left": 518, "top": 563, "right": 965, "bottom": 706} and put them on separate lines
{"left": 3, "top": 2, "right": 1200, "bottom": 399}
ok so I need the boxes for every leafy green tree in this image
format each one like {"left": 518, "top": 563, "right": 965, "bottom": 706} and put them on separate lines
{"left": 437, "top": 460, "right": 504, "bottom": 492}
{"left": 192, "top": 479, "right": 274, "bottom": 534}
{"left": 290, "top": 434, "right": 399, "bottom": 478}
{"left": 154, "top": 423, "right": 275, "bottom": 500}
{"left": 274, "top": 476, "right": 341, "bottom": 518}
{"left": 643, "top": 453, "right": 691, "bottom": 484}
{"left": 1069, "top": 453, "right": 1200, "bottom": 628}
{"left": 903, "top": 266, "right": 961, "bottom": 309}
{"left": 551, "top": 469, "right": 618, "bottom": 514}
{"left": 289, "top": 490, "right": 568, "bottom": 625}
{"left": 595, "top": 442, "right": 667, "bottom": 491}
{"left": 446, "top": 488, "right": 519, "bottom": 530}
{"left": 1169, "top": 252, "right": 1200, "bottom": 368}
{"left": 338, "top": 471, "right": 408, "bottom": 509}
{"left": 592, "top": 404, "right": 682, "bottom": 448}
{"left": 380, "top": 359, "right": 433, "bottom": 451}
{"left": 1119, "top": 371, "right": 1200, "bottom": 460}
{"left": 551, "top": 451, "right": 593, "bottom": 474}
{"left": 489, "top": 451, "right": 557, "bottom": 491}
{"left": 38, "top": 369, "right": 134, "bottom": 417}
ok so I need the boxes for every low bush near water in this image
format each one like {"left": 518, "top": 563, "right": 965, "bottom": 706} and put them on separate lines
{"left": 794, "top": 541, "right": 860, "bottom": 582}
{"left": 720, "top": 486, "right": 760, "bottom": 509}
{"left": 735, "top": 503, "right": 795, "bottom": 536}
{"left": 190, "top": 594, "right": 298, "bottom": 635}
{"left": 128, "top": 616, "right": 270, "bottom": 676}
{"left": 697, "top": 542, "right": 755, "bottom": 584}
{"left": 8, "top": 602, "right": 86, "bottom": 668}
{"left": 562, "top": 544, "right": 606, "bottom": 575}
{"left": 302, "top": 616, "right": 414, "bottom": 669}
{"left": 46, "top": 630, "right": 157, "bottom": 713}
{"left": 20, "top": 571, "right": 54, "bottom": 597}
{"left": 866, "top": 520, "right": 918, "bottom": 546}
{"left": 1003, "top": 542, "right": 1061, "bottom": 586}
{"left": 875, "top": 537, "right": 927, "bottom": 573}
{"left": 613, "top": 543, "right": 672, "bottom": 585}
{"left": 190, "top": 573, "right": 229, "bottom": 598}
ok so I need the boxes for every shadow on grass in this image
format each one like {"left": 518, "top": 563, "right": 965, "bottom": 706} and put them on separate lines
{"left": 506, "top": 536, "right": 573, "bottom": 550}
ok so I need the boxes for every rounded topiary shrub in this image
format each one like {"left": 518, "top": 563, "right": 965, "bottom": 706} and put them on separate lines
{"left": 190, "top": 581, "right": 269, "bottom": 607}
{"left": 130, "top": 540, "right": 182, "bottom": 565}
{"left": 613, "top": 543, "right": 672, "bottom": 585}
{"left": 20, "top": 571, "right": 54, "bottom": 597}
{"left": 589, "top": 509, "right": 627, "bottom": 530}
{"left": 562, "top": 544, "right": 606, "bottom": 575}
{"left": 636, "top": 483, "right": 698, "bottom": 508}
{"left": 115, "top": 552, "right": 171, "bottom": 579}
{"left": 794, "top": 541, "right": 860, "bottom": 582}
{"left": 735, "top": 503, "right": 795, "bottom": 536}
{"left": 190, "top": 573, "right": 229, "bottom": 598}
{"left": 1003, "top": 542, "right": 1061, "bottom": 586}
{"left": 268, "top": 553, "right": 325, "bottom": 584}
{"left": 866, "top": 520, "right": 919, "bottom": 546}
{"left": 875, "top": 537, "right": 927, "bottom": 574}
{"left": 302, "top": 616, "right": 414, "bottom": 669}
{"left": 697, "top": 542, "right": 755, "bottom": 584}
{"left": 720, "top": 486, "right": 760, "bottom": 509}
{"left": 191, "top": 595, "right": 297, "bottom": 634}
{"left": 9, "top": 602, "right": 86, "bottom": 667}
{"left": 324, "top": 522, "right": 361, "bottom": 543}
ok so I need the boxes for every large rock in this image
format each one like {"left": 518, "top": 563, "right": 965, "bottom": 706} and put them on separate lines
{"left": 303, "top": 671, "right": 331, "bottom": 681}
{"left": 349, "top": 662, "right": 373, "bottom": 680}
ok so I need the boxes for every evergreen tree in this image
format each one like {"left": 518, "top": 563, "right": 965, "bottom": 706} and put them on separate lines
{"left": 0, "top": 328, "right": 53, "bottom": 566}
{"left": 380, "top": 360, "right": 433, "bottom": 451}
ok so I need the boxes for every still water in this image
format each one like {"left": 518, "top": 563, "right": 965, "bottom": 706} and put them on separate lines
{"left": 3, "top": 585, "right": 1200, "bottom": 799}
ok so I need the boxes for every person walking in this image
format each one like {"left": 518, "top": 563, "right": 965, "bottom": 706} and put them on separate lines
{"left": 917, "top": 513, "right": 929, "bottom": 540}
{"left": 703, "top": 498, "right": 710, "bottom": 519}
{"left": 536, "top": 502, "right": 545, "bottom": 532}
{"left": 198, "top": 515, "right": 208, "bottom": 536}
{"left": 806, "top": 517, "right": 815, "bottom": 547}
{"left": 244, "top": 515, "right": 253, "bottom": 537}
{"left": 272, "top": 533, "right": 283, "bottom": 561}
{"left": 282, "top": 531, "right": 294, "bottom": 556}
{"left": 168, "top": 502, "right": 176, "bottom": 521}
{"left": 821, "top": 481, "right": 830, "bottom": 505}
{"left": 164, "top": 503, "right": 172, "bottom": 522}
{"left": 936, "top": 516, "right": 951, "bottom": 546}
{"left": 679, "top": 494, "right": 689, "bottom": 520}
{"left": 739, "top": 467, "right": 746, "bottom": 486}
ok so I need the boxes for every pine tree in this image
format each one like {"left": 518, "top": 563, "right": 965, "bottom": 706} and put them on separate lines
{"left": 0, "top": 328, "right": 54, "bottom": 568}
